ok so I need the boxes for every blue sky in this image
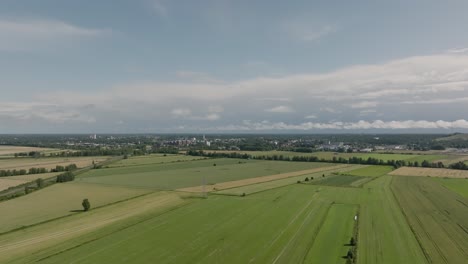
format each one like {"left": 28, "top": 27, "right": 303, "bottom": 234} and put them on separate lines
{"left": 1, "top": 0, "right": 468, "bottom": 133}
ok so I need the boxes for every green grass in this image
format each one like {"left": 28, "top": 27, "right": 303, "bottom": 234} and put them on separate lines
{"left": 0, "top": 174, "right": 429, "bottom": 264}
{"left": 76, "top": 159, "right": 332, "bottom": 190}
{"left": 433, "top": 178, "right": 468, "bottom": 198}
{"left": 216, "top": 165, "right": 365, "bottom": 195}
{"left": 304, "top": 204, "right": 358, "bottom": 263}
{"left": 391, "top": 176, "right": 468, "bottom": 263}
{"left": 346, "top": 165, "right": 394, "bottom": 177}
{"left": 313, "top": 175, "right": 366, "bottom": 187}
{"left": 358, "top": 176, "right": 427, "bottom": 264}
{"left": 107, "top": 154, "right": 206, "bottom": 168}
{"left": 0, "top": 182, "right": 150, "bottom": 234}
{"left": 22, "top": 185, "right": 333, "bottom": 263}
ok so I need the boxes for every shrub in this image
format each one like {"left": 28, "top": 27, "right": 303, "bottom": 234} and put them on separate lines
{"left": 82, "top": 198, "right": 91, "bottom": 211}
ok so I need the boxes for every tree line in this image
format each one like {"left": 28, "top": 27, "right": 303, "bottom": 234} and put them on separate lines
{"left": 0, "top": 164, "right": 78, "bottom": 177}
{"left": 186, "top": 150, "right": 461, "bottom": 170}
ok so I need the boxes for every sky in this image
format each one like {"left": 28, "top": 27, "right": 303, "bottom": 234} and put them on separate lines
{"left": 1, "top": 0, "right": 468, "bottom": 133}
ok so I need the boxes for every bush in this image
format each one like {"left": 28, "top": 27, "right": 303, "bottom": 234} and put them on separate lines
{"left": 213, "top": 163, "right": 217, "bottom": 166}
{"left": 305, "top": 177, "right": 309, "bottom": 182}
{"left": 297, "top": 180, "right": 301, "bottom": 183}
{"left": 82, "top": 198, "right": 91, "bottom": 211}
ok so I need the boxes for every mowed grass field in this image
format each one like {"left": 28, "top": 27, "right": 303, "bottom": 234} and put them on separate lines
{"left": 391, "top": 176, "right": 468, "bottom": 263}
{"left": 76, "top": 158, "right": 333, "bottom": 190}
{"left": 0, "top": 182, "right": 150, "bottom": 234}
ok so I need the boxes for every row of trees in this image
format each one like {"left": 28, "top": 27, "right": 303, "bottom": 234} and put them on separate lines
{"left": 187, "top": 150, "right": 449, "bottom": 169}
{"left": 449, "top": 161, "right": 468, "bottom": 170}
{"left": 56, "top": 172, "right": 75, "bottom": 183}
{"left": 0, "top": 164, "right": 78, "bottom": 177}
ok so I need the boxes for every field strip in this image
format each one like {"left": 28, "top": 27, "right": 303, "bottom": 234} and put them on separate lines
{"left": 0, "top": 193, "right": 186, "bottom": 260}
{"left": 0, "top": 179, "right": 29, "bottom": 192}
{"left": 390, "top": 167, "right": 468, "bottom": 178}
{"left": 177, "top": 164, "right": 352, "bottom": 193}
{"left": 272, "top": 197, "right": 322, "bottom": 264}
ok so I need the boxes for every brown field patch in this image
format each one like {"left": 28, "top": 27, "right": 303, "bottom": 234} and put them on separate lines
{"left": 0, "top": 179, "right": 29, "bottom": 192}
{"left": 177, "top": 164, "right": 351, "bottom": 193}
{"left": 389, "top": 167, "right": 468, "bottom": 178}
{"left": 0, "top": 146, "right": 54, "bottom": 156}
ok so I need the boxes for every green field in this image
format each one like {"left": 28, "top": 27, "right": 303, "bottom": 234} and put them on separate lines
{"left": 77, "top": 159, "right": 332, "bottom": 190}
{"left": 392, "top": 176, "right": 468, "bottom": 263}
{"left": 313, "top": 175, "right": 367, "bottom": 187}
{"left": 2, "top": 148, "right": 468, "bottom": 263}
{"left": 434, "top": 178, "right": 468, "bottom": 198}
{"left": 346, "top": 165, "right": 394, "bottom": 177}
{"left": 216, "top": 165, "right": 364, "bottom": 195}
{"left": 107, "top": 154, "right": 207, "bottom": 168}
{"left": 0, "top": 182, "right": 150, "bottom": 234}
{"left": 305, "top": 204, "right": 358, "bottom": 263}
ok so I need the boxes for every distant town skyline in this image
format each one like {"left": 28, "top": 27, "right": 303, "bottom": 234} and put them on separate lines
{"left": 1, "top": 0, "right": 468, "bottom": 133}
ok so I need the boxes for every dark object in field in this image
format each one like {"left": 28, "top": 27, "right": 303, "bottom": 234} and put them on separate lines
{"left": 82, "top": 198, "right": 91, "bottom": 211}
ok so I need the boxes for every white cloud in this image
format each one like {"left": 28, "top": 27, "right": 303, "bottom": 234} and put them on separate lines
{"left": 282, "top": 18, "right": 336, "bottom": 42}
{"left": 0, "top": 18, "right": 108, "bottom": 51}
{"left": 265, "top": 106, "right": 295, "bottom": 113}
{"left": 305, "top": 114, "right": 318, "bottom": 119}
{"left": 171, "top": 108, "right": 192, "bottom": 117}
{"left": 447, "top": 47, "right": 468, "bottom": 54}
{"left": 212, "top": 119, "right": 468, "bottom": 131}
{"left": 350, "top": 101, "right": 378, "bottom": 109}
{"left": 320, "top": 107, "right": 341, "bottom": 113}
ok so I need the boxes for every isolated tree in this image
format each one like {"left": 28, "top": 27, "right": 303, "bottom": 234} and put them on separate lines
{"left": 36, "top": 178, "right": 44, "bottom": 188}
{"left": 82, "top": 198, "right": 91, "bottom": 211}
{"left": 322, "top": 174, "right": 325, "bottom": 178}
{"left": 213, "top": 163, "right": 217, "bottom": 166}
{"left": 347, "top": 249, "right": 354, "bottom": 259}
{"left": 305, "top": 177, "right": 309, "bottom": 182}
{"left": 350, "top": 237, "right": 356, "bottom": 246}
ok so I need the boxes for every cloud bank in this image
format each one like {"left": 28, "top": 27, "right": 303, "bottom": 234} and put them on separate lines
{"left": 2, "top": 50, "right": 468, "bottom": 132}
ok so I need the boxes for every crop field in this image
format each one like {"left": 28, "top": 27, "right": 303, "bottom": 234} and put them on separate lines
{"left": 0, "top": 182, "right": 150, "bottom": 234}
{"left": 0, "top": 156, "right": 109, "bottom": 171}
{"left": 1, "top": 175, "right": 429, "bottom": 264}
{"left": 1, "top": 150, "right": 467, "bottom": 264}
{"left": 434, "top": 178, "right": 468, "bottom": 198}
{"left": 207, "top": 150, "right": 425, "bottom": 162}
{"left": 107, "top": 154, "right": 207, "bottom": 168}
{"left": 391, "top": 176, "right": 468, "bottom": 263}
{"left": 215, "top": 165, "right": 365, "bottom": 196}
{"left": 312, "top": 175, "right": 367, "bottom": 187}
{"left": 346, "top": 165, "right": 394, "bottom": 177}
{"left": 76, "top": 159, "right": 333, "bottom": 190}
{"left": 0, "top": 146, "right": 55, "bottom": 156}
{"left": 390, "top": 166, "right": 468, "bottom": 178}
{"left": 178, "top": 164, "right": 351, "bottom": 193}
{"left": 0, "top": 172, "right": 61, "bottom": 182}
{"left": 0, "top": 178, "right": 29, "bottom": 192}
{"left": 304, "top": 204, "right": 358, "bottom": 263}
